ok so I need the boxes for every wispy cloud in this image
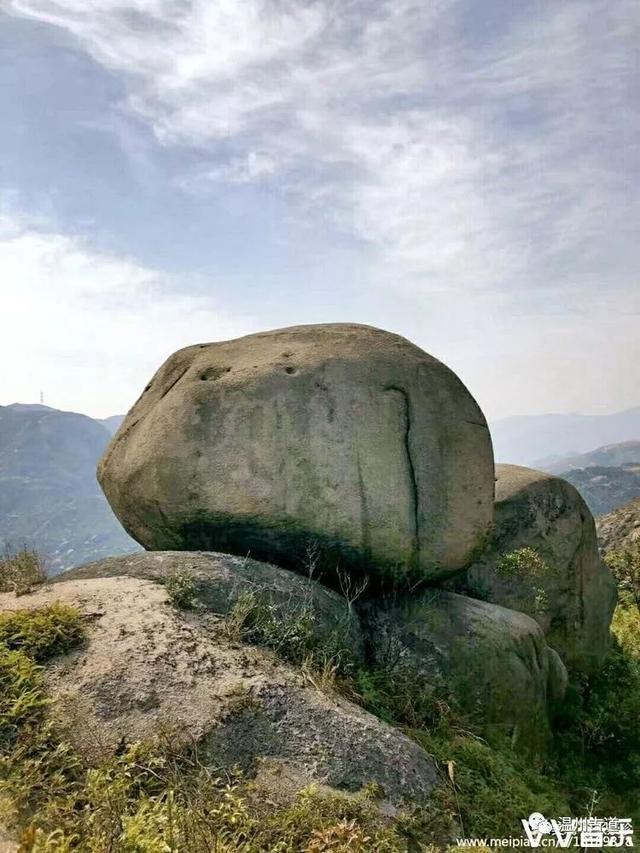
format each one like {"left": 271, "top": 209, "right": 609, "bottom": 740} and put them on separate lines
{"left": 0, "top": 198, "right": 253, "bottom": 415}
{"left": 7, "top": 0, "right": 637, "bottom": 299}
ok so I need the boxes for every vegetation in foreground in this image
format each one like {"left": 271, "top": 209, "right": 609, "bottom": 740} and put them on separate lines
{"left": 0, "top": 548, "right": 639, "bottom": 850}
{"left": 0, "top": 598, "right": 449, "bottom": 851}
{"left": 0, "top": 548, "right": 47, "bottom": 596}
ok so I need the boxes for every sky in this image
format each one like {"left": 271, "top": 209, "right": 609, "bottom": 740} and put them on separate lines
{"left": 0, "top": 0, "right": 638, "bottom": 422}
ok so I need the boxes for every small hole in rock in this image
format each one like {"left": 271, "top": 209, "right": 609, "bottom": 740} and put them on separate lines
{"left": 284, "top": 365, "right": 297, "bottom": 375}
{"left": 200, "top": 366, "right": 231, "bottom": 381}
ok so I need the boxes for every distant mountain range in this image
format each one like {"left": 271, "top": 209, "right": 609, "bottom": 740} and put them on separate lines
{"left": 560, "top": 464, "right": 640, "bottom": 517}
{"left": 490, "top": 406, "right": 640, "bottom": 467}
{"left": 0, "top": 404, "right": 138, "bottom": 574}
{"left": 535, "top": 441, "right": 640, "bottom": 475}
{"left": 525, "top": 439, "right": 640, "bottom": 517}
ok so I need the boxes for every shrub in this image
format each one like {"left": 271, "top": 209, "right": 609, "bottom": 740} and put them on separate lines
{"left": 413, "top": 729, "right": 569, "bottom": 840}
{"left": 606, "top": 545, "right": 640, "bottom": 612}
{"left": 552, "top": 630, "right": 640, "bottom": 818}
{"left": 352, "top": 659, "right": 569, "bottom": 839}
{"left": 164, "top": 569, "right": 198, "bottom": 609}
{"left": 493, "top": 548, "right": 553, "bottom": 614}
{"left": 496, "top": 547, "right": 550, "bottom": 579}
{"left": 0, "top": 548, "right": 47, "bottom": 596}
{"left": 612, "top": 604, "right": 640, "bottom": 660}
{"left": 356, "top": 664, "right": 452, "bottom": 731}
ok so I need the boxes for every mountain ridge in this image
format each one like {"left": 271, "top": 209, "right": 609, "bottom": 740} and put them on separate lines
{"left": 490, "top": 405, "right": 640, "bottom": 466}
{"left": 0, "top": 403, "right": 138, "bottom": 573}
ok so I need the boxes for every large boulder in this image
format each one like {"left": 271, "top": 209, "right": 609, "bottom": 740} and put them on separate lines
{"left": 98, "top": 324, "right": 494, "bottom": 586}
{"left": 359, "top": 589, "right": 567, "bottom": 758}
{"left": 0, "top": 576, "right": 437, "bottom": 806}
{"left": 457, "top": 464, "right": 617, "bottom": 672}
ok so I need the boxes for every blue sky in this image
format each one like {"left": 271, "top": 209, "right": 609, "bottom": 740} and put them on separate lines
{"left": 1, "top": 0, "right": 638, "bottom": 421}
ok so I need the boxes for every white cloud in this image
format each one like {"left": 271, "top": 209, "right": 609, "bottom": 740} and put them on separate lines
{"left": 0, "top": 202, "right": 254, "bottom": 416}
{"left": 178, "top": 150, "right": 278, "bottom": 191}
{"left": 7, "top": 0, "right": 637, "bottom": 299}
{"left": 4, "top": 0, "right": 638, "bottom": 424}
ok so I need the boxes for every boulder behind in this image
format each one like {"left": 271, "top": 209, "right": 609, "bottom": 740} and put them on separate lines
{"left": 359, "top": 589, "right": 567, "bottom": 758}
{"left": 457, "top": 464, "right": 617, "bottom": 672}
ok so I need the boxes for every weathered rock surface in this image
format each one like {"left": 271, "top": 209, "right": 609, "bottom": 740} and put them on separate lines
{"left": 98, "top": 324, "right": 494, "bottom": 586}
{"left": 360, "top": 589, "right": 566, "bottom": 757}
{"left": 456, "top": 464, "right": 617, "bottom": 672}
{"left": 597, "top": 496, "right": 640, "bottom": 554}
{"left": 0, "top": 826, "right": 16, "bottom": 853}
{"left": 58, "top": 550, "right": 365, "bottom": 660}
{"left": 0, "top": 577, "right": 437, "bottom": 805}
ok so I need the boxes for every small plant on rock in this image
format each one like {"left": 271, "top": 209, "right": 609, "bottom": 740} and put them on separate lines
{"left": 165, "top": 569, "right": 198, "bottom": 609}
{"left": 496, "top": 548, "right": 553, "bottom": 615}
{"left": 225, "top": 589, "right": 318, "bottom": 662}
{"left": 496, "top": 547, "right": 549, "bottom": 579}
{"left": 224, "top": 589, "right": 357, "bottom": 691}
{"left": 0, "top": 548, "right": 47, "bottom": 596}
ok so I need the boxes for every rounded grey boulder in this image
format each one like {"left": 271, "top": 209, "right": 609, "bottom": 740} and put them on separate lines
{"left": 98, "top": 324, "right": 494, "bottom": 586}
{"left": 459, "top": 464, "right": 617, "bottom": 672}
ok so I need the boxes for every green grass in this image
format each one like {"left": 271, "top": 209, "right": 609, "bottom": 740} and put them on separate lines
{"left": 413, "top": 730, "right": 569, "bottom": 839}
{"left": 0, "top": 603, "right": 85, "bottom": 662}
{"left": 0, "top": 604, "right": 422, "bottom": 851}
{"left": 351, "top": 659, "right": 571, "bottom": 840}
{"left": 225, "top": 586, "right": 640, "bottom": 838}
